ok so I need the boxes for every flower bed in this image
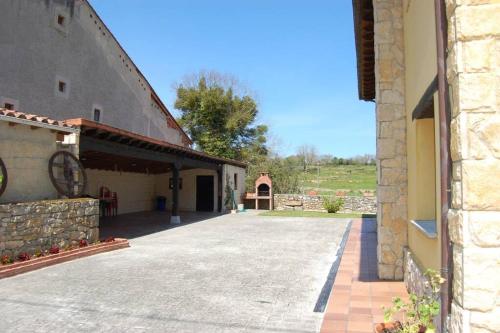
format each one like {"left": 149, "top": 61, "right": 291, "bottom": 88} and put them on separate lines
{"left": 0, "top": 238, "right": 129, "bottom": 279}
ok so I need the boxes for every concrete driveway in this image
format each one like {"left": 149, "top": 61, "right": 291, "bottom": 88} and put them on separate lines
{"left": 0, "top": 211, "right": 350, "bottom": 333}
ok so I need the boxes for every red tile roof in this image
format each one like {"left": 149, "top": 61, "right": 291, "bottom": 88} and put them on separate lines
{"left": 0, "top": 108, "right": 76, "bottom": 131}
{"left": 65, "top": 118, "right": 247, "bottom": 168}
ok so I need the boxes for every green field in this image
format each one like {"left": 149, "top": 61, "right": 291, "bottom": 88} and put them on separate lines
{"left": 299, "top": 165, "right": 376, "bottom": 196}
{"left": 260, "top": 210, "right": 376, "bottom": 218}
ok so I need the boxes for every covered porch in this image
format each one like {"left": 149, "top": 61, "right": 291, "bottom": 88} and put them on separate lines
{"left": 65, "top": 118, "right": 246, "bottom": 224}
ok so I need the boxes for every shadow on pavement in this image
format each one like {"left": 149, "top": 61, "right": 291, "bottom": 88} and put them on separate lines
{"left": 99, "top": 210, "right": 223, "bottom": 240}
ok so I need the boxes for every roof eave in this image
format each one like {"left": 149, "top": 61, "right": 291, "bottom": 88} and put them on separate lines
{"left": 82, "top": 0, "right": 193, "bottom": 145}
{"left": 352, "top": 0, "right": 376, "bottom": 101}
{"left": 65, "top": 118, "right": 247, "bottom": 168}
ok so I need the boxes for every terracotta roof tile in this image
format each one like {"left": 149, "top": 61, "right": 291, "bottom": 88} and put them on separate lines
{"left": 0, "top": 108, "right": 75, "bottom": 130}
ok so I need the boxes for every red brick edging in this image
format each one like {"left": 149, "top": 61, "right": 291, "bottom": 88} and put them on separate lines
{"left": 0, "top": 238, "right": 130, "bottom": 279}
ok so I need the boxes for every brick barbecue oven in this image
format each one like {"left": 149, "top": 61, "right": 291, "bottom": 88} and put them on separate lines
{"left": 243, "top": 172, "right": 273, "bottom": 210}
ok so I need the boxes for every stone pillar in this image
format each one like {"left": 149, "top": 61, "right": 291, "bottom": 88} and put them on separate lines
{"left": 373, "top": 0, "right": 408, "bottom": 280}
{"left": 445, "top": 1, "right": 500, "bottom": 332}
{"left": 170, "top": 164, "right": 181, "bottom": 225}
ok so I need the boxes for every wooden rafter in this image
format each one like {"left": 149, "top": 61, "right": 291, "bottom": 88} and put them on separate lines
{"left": 353, "top": 0, "right": 375, "bottom": 101}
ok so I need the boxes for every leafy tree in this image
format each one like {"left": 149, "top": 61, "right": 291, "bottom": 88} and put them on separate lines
{"left": 174, "top": 72, "right": 267, "bottom": 160}
{"left": 246, "top": 156, "right": 301, "bottom": 194}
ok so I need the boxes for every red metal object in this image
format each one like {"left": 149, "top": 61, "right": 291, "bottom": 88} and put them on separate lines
{"left": 99, "top": 186, "right": 112, "bottom": 217}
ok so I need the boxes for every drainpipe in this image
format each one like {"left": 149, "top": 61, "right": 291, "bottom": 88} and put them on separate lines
{"left": 434, "top": 0, "right": 452, "bottom": 331}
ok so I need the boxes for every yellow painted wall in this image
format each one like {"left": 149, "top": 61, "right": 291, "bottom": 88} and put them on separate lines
{"left": 86, "top": 169, "right": 157, "bottom": 214}
{"left": 86, "top": 165, "right": 245, "bottom": 214}
{"left": 155, "top": 168, "right": 219, "bottom": 212}
{"left": 0, "top": 122, "right": 60, "bottom": 203}
{"left": 155, "top": 165, "right": 246, "bottom": 212}
{"left": 415, "top": 118, "right": 436, "bottom": 219}
{"left": 403, "top": 0, "right": 441, "bottom": 271}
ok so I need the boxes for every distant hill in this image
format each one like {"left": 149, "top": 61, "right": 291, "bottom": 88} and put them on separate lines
{"left": 298, "top": 165, "right": 376, "bottom": 196}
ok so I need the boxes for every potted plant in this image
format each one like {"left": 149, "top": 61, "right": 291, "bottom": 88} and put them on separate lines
{"left": 376, "top": 269, "right": 444, "bottom": 333}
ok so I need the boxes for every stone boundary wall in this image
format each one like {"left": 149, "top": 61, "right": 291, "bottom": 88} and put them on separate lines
{"left": 273, "top": 194, "right": 377, "bottom": 214}
{"left": 0, "top": 198, "right": 99, "bottom": 257}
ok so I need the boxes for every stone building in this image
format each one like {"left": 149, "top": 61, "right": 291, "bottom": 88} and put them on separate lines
{"left": 352, "top": 0, "right": 499, "bottom": 332}
{"left": 0, "top": 0, "right": 247, "bottom": 223}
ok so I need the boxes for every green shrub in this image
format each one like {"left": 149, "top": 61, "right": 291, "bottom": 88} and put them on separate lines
{"left": 384, "top": 269, "right": 444, "bottom": 333}
{"left": 323, "top": 196, "right": 344, "bottom": 213}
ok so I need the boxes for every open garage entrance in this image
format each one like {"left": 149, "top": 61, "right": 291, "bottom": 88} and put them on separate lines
{"left": 196, "top": 175, "right": 214, "bottom": 212}
{"left": 65, "top": 118, "right": 247, "bottom": 225}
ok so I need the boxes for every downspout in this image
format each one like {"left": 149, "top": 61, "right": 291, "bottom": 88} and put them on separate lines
{"left": 434, "top": 0, "right": 452, "bottom": 331}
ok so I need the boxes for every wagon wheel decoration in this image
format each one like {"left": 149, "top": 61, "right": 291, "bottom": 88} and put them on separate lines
{"left": 48, "top": 151, "right": 87, "bottom": 198}
{"left": 0, "top": 157, "right": 7, "bottom": 198}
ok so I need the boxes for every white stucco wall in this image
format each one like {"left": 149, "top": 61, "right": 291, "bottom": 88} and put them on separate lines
{"left": 0, "top": 122, "right": 59, "bottom": 203}
{"left": 0, "top": 0, "right": 189, "bottom": 146}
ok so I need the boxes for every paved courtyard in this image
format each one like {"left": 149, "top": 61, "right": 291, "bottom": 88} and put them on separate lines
{"left": 0, "top": 211, "right": 349, "bottom": 333}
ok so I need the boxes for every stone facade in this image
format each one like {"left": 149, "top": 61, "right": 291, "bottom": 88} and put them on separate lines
{"left": 404, "top": 247, "right": 433, "bottom": 297}
{"left": 0, "top": 198, "right": 99, "bottom": 257}
{"left": 404, "top": 248, "right": 441, "bottom": 330}
{"left": 445, "top": 1, "right": 500, "bottom": 332}
{"left": 273, "top": 194, "right": 377, "bottom": 214}
{"left": 373, "top": 0, "right": 408, "bottom": 280}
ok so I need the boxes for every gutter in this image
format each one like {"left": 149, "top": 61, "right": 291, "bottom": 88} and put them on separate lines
{"left": 433, "top": 0, "right": 453, "bottom": 331}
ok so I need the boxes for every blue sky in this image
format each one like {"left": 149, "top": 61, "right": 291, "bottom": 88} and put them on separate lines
{"left": 89, "top": 0, "right": 375, "bottom": 157}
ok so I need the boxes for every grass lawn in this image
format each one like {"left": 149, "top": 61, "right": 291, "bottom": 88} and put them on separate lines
{"left": 259, "top": 210, "right": 376, "bottom": 219}
{"left": 299, "top": 165, "right": 376, "bottom": 196}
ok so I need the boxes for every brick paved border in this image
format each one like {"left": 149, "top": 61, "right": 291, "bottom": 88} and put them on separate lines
{"left": 320, "top": 219, "right": 408, "bottom": 333}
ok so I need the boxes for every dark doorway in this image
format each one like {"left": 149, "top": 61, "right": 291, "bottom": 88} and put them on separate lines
{"left": 196, "top": 175, "right": 214, "bottom": 212}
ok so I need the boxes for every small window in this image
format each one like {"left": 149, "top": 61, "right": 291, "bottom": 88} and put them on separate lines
{"left": 234, "top": 173, "right": 238, "bottom": 190}
{"left": 55, "top": 76, "right": 69, "bottom": 98}
{"left": 58, "top": 81, "right": 66, "bottom": 93}
{"left": 93, "top": 109, "right": 101, "bottom": 122}
{"left": 57, "top": 15, "right": 65, "bottom": 26}
{"left": 53, "top": 10, "right": 69, "bottom": 34}
{"left": 4, "top": 103, "right": 14, "bottom": 110}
